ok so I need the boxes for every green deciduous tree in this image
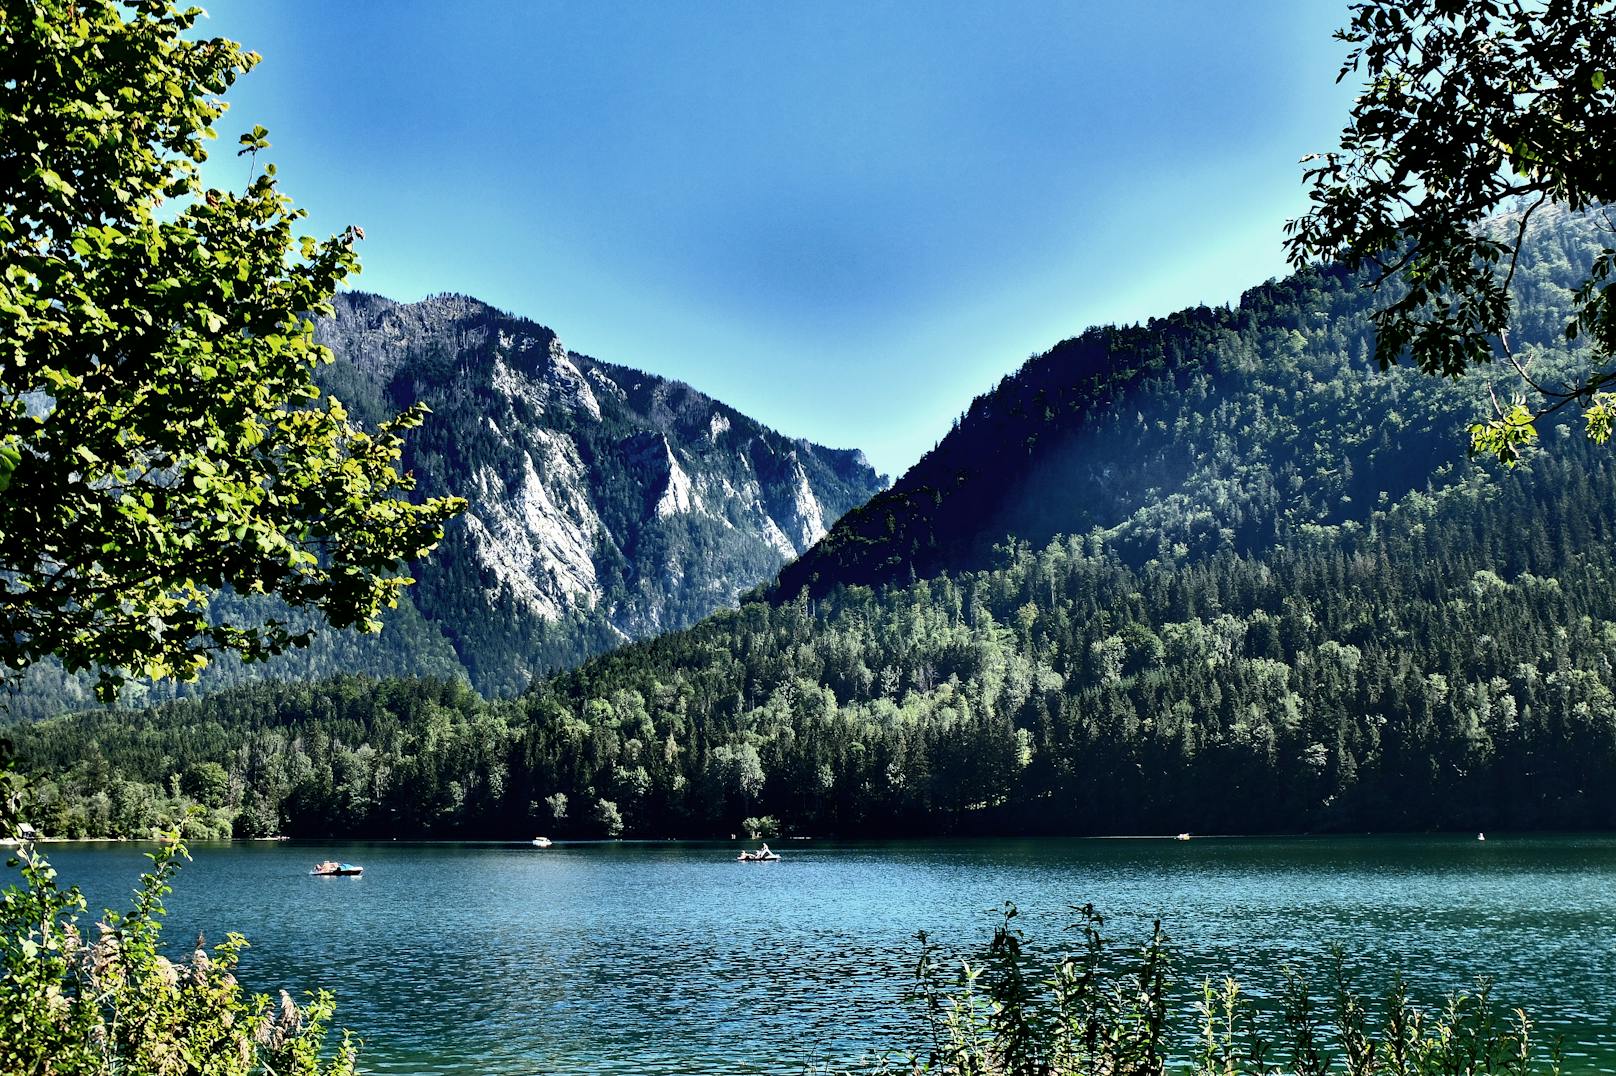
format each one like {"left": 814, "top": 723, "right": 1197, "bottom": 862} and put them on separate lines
{"left": 1285, "top": 0, "right": 1616, "bottom": 463}
{"left": 0, "top": 0, "right": 463, "bottom": 698}
{"left": 180, "top": 759, "right": 229, "bottom": 808}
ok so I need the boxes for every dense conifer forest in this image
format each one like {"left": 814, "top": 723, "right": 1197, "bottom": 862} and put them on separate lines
{"left": 9, "top": 208, "right": 1616, "bottom": 840}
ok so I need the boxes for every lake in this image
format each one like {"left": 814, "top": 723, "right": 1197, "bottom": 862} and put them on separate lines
{"left": 29, "top": 835, "right": 1616, "bottom": 1074}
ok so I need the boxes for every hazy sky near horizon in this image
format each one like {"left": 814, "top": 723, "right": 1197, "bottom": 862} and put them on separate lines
{"left": 200, "top": 2, "right": 1353, "bottom": 478}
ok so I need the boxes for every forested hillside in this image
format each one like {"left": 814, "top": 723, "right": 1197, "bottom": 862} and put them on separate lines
{"left": 772, "top": 204, "right": 1601, "bottom": 597}
{"left": 15, "top": 439, "right": 1616, "bottom": 839}
{"left": 10, "top": 207, "right": 1616, "bottom": 840}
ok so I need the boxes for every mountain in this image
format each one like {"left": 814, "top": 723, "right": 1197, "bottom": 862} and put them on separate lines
{"left": 15, "top": 207, "right": 1616, "bottom": 840}
{"left": 7, "top": 293, "right": 886, "bottom": 713}
{"left": 769, "top": 229, "right": 1572, "bottom": 599}
{"left": 311, "top": 292, "right": 885, "bottom": 694}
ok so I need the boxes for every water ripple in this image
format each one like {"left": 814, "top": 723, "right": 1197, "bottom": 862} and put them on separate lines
{"left": 38, "top": 835, "right": 1616, "bottom": 1075}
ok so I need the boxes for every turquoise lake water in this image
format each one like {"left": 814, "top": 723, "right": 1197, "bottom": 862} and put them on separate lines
{"left": 31, "top": 835, "right": 1616, "bottom": 1074}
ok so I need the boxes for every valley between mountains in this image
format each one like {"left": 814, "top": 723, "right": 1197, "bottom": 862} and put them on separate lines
{"left": 13, "top": 208, "right": 1616, "bottom": 841}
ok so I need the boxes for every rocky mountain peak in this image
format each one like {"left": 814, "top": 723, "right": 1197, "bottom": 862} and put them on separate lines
{"left": 305, "top": 290, "right": 888, "bottom": 694}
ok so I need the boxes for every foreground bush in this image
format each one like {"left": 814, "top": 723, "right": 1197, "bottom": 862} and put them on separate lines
{"left": 868, "top": 903, "right": 1560, "bottom": 1076}
{"left": 0, "top": 825, "right": 357, "bottom": 1075}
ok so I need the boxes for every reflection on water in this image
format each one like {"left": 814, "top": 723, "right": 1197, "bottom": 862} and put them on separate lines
{"left": 37, "top": 836, "right": 1616, "bottom": 1075}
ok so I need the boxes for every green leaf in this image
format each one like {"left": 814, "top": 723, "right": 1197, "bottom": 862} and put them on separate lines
{"left": 35, "top": 168, "right": 76, "bottom": 197}
{"left": 0, "top": 442, "right": 19, "bottom": 494}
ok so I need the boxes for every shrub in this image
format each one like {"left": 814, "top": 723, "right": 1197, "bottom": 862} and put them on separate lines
{"left": 0, "top": 826, "right": 358, "bottom": 1074}
{"left": 865, "top": 903, "right": 1561, "bottom": 1076}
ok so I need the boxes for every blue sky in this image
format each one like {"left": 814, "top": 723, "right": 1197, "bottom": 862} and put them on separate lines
{"left": 200, "top": 2, "right": 1354, "bottom": 478}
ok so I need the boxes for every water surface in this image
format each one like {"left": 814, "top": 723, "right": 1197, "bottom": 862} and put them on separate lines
{"left": 35, "top": 835, "right": 1616, "bottom": 1074}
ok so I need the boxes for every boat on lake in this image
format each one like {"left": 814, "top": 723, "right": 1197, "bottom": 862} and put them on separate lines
{"left": 737, "top": 851, "right": 780, "bottom": 861}
{"left": 531, "top": 836, "right": 553, "bottom": 848}
{"left": 1176, "top": 832, "right": 1192, "bottom": 841}
{"left": 310, "top": 860, "right": 363, "bottom": 876}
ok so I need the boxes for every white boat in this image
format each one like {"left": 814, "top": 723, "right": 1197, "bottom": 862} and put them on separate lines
{"left": 531, "top": 836, "right": 553, "bottom": 848}
{"left": 1176, "top": 832, "right": 1191, "bottom": 841}
{"left": 1477, "top": 832, "right": 1486, "bottom": 842}
{"left": 737, "top": 851, "right": 780, "bottom": 862}
{"left": 310, "top": 861, "right": 362, "bottom": 876}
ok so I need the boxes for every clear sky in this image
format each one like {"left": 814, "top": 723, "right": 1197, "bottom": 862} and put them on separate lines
{"left": 198, "top": 2, "right": 1354, "bottom": 479}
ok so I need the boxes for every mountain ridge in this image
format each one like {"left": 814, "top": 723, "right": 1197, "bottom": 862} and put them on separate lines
{"left": 314, "top": 289, "right": 887, "bottom": 689}
{"left": 768, "top": 206, "right": 1600, "bottom": 600}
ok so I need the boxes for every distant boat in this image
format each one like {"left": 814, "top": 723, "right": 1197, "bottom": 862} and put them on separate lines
{"left": 531, "top": 836, "right": 553, "bottom": 848}
{"left": 310, "top": 861, "right": 362, "bottom": 876}
{"left": 1176, "top": 832, "right": 1191, "bottom": 841}
{"left": 737, "top": 851, "right": 780, "bottom": 862}
{"left": 1478, "top": 832, "right": 1486, "bottom": 842}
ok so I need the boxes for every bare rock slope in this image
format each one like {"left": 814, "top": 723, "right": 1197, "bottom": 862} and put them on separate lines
{"left": 311, "top": 292, "right": 887, "bottom": 694}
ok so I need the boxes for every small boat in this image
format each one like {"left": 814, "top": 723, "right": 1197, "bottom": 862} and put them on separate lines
{"left": 310, "top": 860, "right": 363, "bottom": 876}
{"left": 531, "top": 836, "right": 553, "bottom": 848}
{"left": 1176, "top": 832, "right": 1191, "bottom": 841}
{"left": 737, "top": 851, "right": 781, "bottom": 862}
{"left": 1478, "top": 832, "right": 1486, "bottom": 842}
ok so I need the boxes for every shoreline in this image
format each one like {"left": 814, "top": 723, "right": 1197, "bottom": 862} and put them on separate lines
{"left": 6, "top": 830, "right": 1544, "bottom": 847}
{"left": 4, "top": 835, "right": 291, "bottom": 846}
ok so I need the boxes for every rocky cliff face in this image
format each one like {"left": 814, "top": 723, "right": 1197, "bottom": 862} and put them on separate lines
{"left": 309, "top": 291, "right": 886, "bottom": 694}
